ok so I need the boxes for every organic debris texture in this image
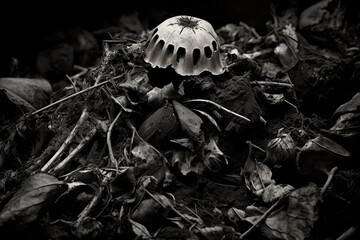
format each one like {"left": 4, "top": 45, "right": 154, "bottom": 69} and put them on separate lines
{"left": 1, "top": 1, "right": 360, "bottom": 240}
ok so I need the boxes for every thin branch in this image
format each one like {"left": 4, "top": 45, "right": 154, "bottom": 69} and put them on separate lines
{"left": 76, "top": 171, "right": 113, "bottom": 228}
{"left": 250, "top": 81, "right": 294, "bottom": 88}
{"left": 107, "top": 111, "right": 122, "bottom": 170}
{"left": 31, "top": 74, "right": 124, "bottom": 116}
{"left": 51, "top": 126, "right": 98, "bottom": 174}
{"left": 184, "top": 99, "right": 250, "bottom": 122}
{"left": 41, "top": 108, "right": 89, "bottom": 172}
{"left": 321, "top": 166, "right": 338, "bottom": 196}
{"left": 336, "top": 226, "right": 357, "bottom": 240}
{"left": 240, "top": 197, "right": 283, "bottom": 239}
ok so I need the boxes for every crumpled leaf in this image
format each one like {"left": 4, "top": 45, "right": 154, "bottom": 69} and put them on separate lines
{"left": 261, "top": 183, "right": 321, "bottom": 240}
{"left": 173, "top": 100, "right": 204, "bottom": 142}
{"left": 132, "top": 141, "right": 167, "bottom": 182}
{"left": 332, "top": 92, "right": 360, "bottom": 118}
{"left": 327, "top": 92, "right": 360, "bottom": 138}
{"left": 243, "top": 157, "right": 275, "bottom": 196}
{"left": 203, "top": 138, "right": 228, "bottom": 172}
{"left": 169, "top": 149, "right": 204, "bottom": 176}
{"left": 0, "top": 173, "right": 68, "bottom": 227}
{"left": 138, "top": 102, "right": 180, "bottom": 148}
{"left": 328, "top": 112, "right": 360, "bottom": 138}
{"left": 296, "top": 135, "right": 351, "bottom": 179}
{"left": 75, "top": 217, "right": 102, "bottom": 239}
{"left": 199, "top": 226, "right": 235, "bottom": 240}
{"left": 170, "top": 138, "right": 196, "bottom": 152}
{"left": 118, "top": 66, "right": 152, "bottom": 96}
{"left": 263, "top": 93, "right": 285, "bottom": 105}
{"left": 131, "top": 193, "right": 172, "bottom": 227}
{"left": 228, "top": 207, "right": 246, "bottom": 225}
{"left": 147, "top": 82, "right": 184, "bottom": 107}
{"left": 262, "top": 183, "right": 294, "bottom": 203}
{"left": 109, "top": 167, "right": 136, "bottom": 198}
{"left": 129, "top": 219, "right": 152, "bottom": 239}
{"left": 132, "top": 141, "right": 159, "bottom": 163}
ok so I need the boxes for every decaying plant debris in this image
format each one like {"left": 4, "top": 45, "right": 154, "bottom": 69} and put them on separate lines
{"left": 0, "top": 1, "right": 360, "bottom": 239}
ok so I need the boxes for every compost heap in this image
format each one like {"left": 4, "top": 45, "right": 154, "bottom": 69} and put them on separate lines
{"left": 0, "top": 3, "right": 360, "bottom": 240}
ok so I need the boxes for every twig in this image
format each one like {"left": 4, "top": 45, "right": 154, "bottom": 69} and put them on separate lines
{"left": 41, "top": 108, "right": 89, "bottom": 172}
{"left": 76, "top": 171, "right": 113, "bottom": 228}
{"left": 184, "top": 99, "right": 250, "bottom": 122}
{"left": 336, "top": 226, "right": 357, "bottom": 240}
{"left": 321, "top": 166, "right": 338, "bottom": 196}
{"left": 246, "top": 141, "right": 266, "bottom": 153}
{"left": 240, "top": 197, "right": 283, "bottom": 239}
{"left": 51, "top": 126, "right": 98, "bottom": 174}
{"left": 72, "top": 65, "right": 89, "bottom": 80}
{"left": 31, "top": 74, "right": 124, "bottom": 116}
{"left": 107, "top": 111, "right": 122, "bottom": 171}
{"left": 66, "top": 74, "right": 78, "bottom": 92}
{"left": 250, "top": 81, "right": 294, "bottom": 88}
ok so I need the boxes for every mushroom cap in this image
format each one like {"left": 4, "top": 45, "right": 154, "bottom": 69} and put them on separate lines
{"left": 144, "top": 15, "right": 225, "bottom": 76}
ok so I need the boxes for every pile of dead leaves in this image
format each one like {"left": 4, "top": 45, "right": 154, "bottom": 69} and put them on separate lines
{"left": 0, "top": 1, "right": 360, "bottom": 239}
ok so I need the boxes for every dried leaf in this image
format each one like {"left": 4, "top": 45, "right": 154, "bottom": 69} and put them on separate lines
{"left": 332, "top": 92, "right": 360, "bottom": 118}
{"left": 328, "top": 112, "right": 360, "bottom": 138}
{"left": 243, "top": 157, "right": 275, "bottom": 196}
{"left": 296, "top": 135, "right": 351, "bottom": 179}
{"left": 169, "top": 149, "right": 204, "bottom": 176}
{"left": 170, "top": 138, "right": 196, "bottom": 152}
{"left": 261, "top": 183, "right": 321, "bottom": 240}
{"left": 193, "top": 109, "right": 221, "bottom": 132}
{"left": 138, "top": 102, "right": 180, "bottom": 148}
{"left": 75, "top": 217, "right": 102, "bottom": 239}
{"left": 263, "top": 93, "right": 285, "bottom": 105}
{"left": 147, "top": 82, "right": 183, "bottom": 107}
{"left": 129, "top": 219, "right": 152, "bottom": 239}
{"left": 131, "top": 194, "right": 172, "bottom": 227}
{"left": 228, "top": 207, "right": 246, "bottom": 224}
{"left": 199, "top": 226, "right": 227, "bottom": 240}
{"left": 119, "top": 66, "right": 151, "bottom": 95}
{"left": 262, "top": 183, "right": 294, "bottom": 203}
{"left": 0, "top": 173, "right": 68, "bottom": 227}
{"left": 132, "top": 141, "right": 159, "bottom": 163}
{"left": 172, "top": 100, "right": 204, "bottom": 142}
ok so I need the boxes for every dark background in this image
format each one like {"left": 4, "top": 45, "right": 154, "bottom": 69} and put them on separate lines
{"left": 0, "top": 0, "right": 339, "bottom": 76}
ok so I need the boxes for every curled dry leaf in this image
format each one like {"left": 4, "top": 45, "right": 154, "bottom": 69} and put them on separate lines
{"left": 243, "top": 157, "right": 275, "bottom": 196}
{"left": 262, "top": 183, "right": 294, "bottom": 203}
{"left": 296, "top": 135, "right": 350, "bottom": 180}
{"left": 263, "top": 92, "right": 285, "bottom": 105}
{"left": 327, "top": 92, "right": 360, "bottom": 138}
{"left": 129, "top": 219, "right": 152, "bottom": 239}
{"left": 130, "top": 193, "right": 172, "bottom": 227}
{"left": 262, "top": 183, "right": 321, "bottom": 240}
{"left": 204, "top": 138, "right": 227, "bottom": 172}
{"left": 172, "top": 100, "right": 204, "bottom": 142}
{"left": 199, "top": 226, "right": 235, "bottom": 240}
{"left": 138, "top": 102, "right": 180, "bottom": 148}
{"left": 169, "top": 149, "right": 204, "bottom": 176}
{"left": 0, "top": 173, "right": 68, "bottom": 227}
{"left": 146, "top": 82, "right": 184, "bottom": 107}
{"left": 75, "top": 217, "right": 103, "bottom": 239}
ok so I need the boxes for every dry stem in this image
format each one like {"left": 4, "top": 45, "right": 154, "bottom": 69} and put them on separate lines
{"left": 107, "top": 110, "right": 122, "bottom": 171}
{"left": 51, "top": 126, "right": 98, "bottom": 174}
{"left": 31, "top": 74, "right": 124, "bottom": 116}
{"left": 41, "top": 108, "right": 89, "bottom": 172}
{"left": 240, "top": 197, "right": 283, "bottom": 239}
{"left": 321, "top": 166, "right": 338, "bottom": 196}
{"left": 250, "top": 81, "right": 294, "bottom": 88}
{"left": 184, "top": 99, "right": 250, "bottom": 122}
{"left": 76, "top": 171, "right": 113, "bottom": 228}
